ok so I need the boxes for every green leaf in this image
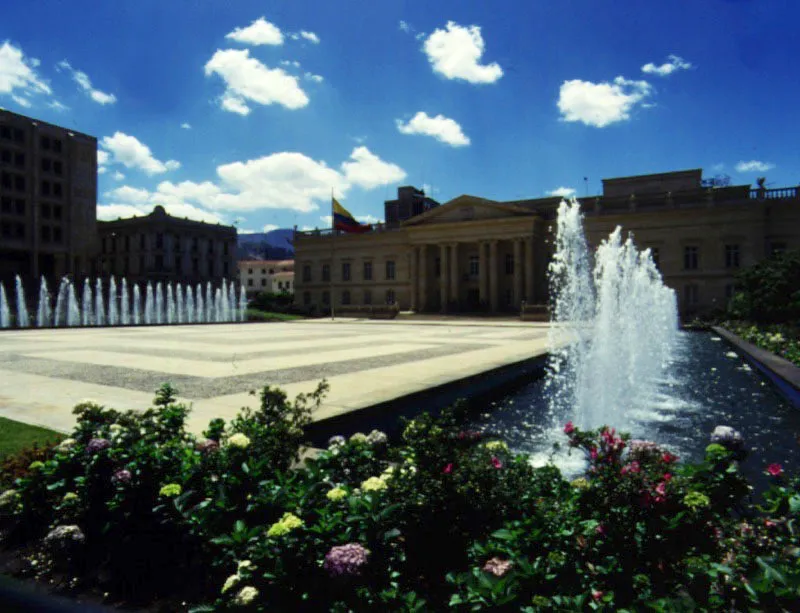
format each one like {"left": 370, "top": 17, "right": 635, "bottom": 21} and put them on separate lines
{"left": 241, "top": 462, "right": 250, "bottom": 474}
{"left": 491, "top": 528, "right": 517, "bottom": 541}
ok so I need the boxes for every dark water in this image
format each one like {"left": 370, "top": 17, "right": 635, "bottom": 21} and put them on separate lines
{"left": 466, "top": 331, "right": 800, "bottom": 488}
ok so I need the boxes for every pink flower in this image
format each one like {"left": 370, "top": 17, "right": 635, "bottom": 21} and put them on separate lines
{"left": 595, "top": 524, "right": 606, "bottom": 536}
{"left": 662, "top": 452, "right": 678, "bottom": 464}
{"left": 590, "top": 447, "right": 598, "bottom": 461}
{"left": 655, "top": 481, "right": 667, "bottom": 497}
{"left": 482, "top": 557, "right": 513, "bottom": 577}
{"left": 764, "top": 519, "right": 777, "bottom": 528}
{"left": 491, "top": 456, "right": 503, "bottom": 469}
{"left": 621, "top": 461, "right": 641, "bottom": 475}
{"left": 592, "top": 590, "right": 604, "bottom": 601}
{"left": 663, "top": 473, "right": 672, "bottom": 482}
{"left": 766, "top": 463, "right": 783, "bottom": 477}
{"left": 563, "top": 421, "right": 575, "bottom": 435}
{"left": 443, "top": 463, "right": 453, "bottom": 475}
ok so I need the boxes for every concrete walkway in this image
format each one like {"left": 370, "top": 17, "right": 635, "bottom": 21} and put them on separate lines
{"left": 0, "top": 319, "right": 555, "bottom": 434}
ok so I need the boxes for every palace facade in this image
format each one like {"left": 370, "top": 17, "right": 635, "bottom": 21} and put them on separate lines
{"left": 293, "top": 169, "right": 800, "bottom": 318}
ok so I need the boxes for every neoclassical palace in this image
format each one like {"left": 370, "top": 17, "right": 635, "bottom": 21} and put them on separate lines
{"left": 292, "top": 170, "right": 800, "bottom": 317}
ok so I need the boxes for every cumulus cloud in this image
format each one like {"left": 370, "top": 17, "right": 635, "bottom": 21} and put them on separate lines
{"left": 340, "top": 146, "right": 407, "bottom": 189}
{"left": 113, "top": 171, "right": 125, "bottom": 181}
{"left": 100, "top": 132, "right": 181, "bottom": 175}
{"left": 641, "top": 54, "right": 692, "bottom": 77}
{"left": 557, "top": 76, "right": 652, "bottom": 127}
{"left": 547, "top": 187, "right": 576, "bottom": 198}
{"left": 422, "top": 22, "right": 503, "bottom": 84}
{"left": 205, "top": 48, "right": 309, "bottom": 114}
{"left": 0, "top": 41, "right": 51, "bottom": 106}
{"left": 304, "top": 72, "right": 323, "bottom": 83}
{"left": 299, "top": 31, "right": 320, "bottom": 44}
{"left": 225, "top": 17, "right": 283, "bottom": 46}
{"left": 97, "top": 149, "right": 110, "bottom": 166}
{"left": 396, "top": 111, "right": 470, "bottom": 147}
{"left": 181, "top": 122, "right": 191, "bottom": 129}
{"left": 56, "top": 60, "right": 116, "bottom": 104}
{"left": 735, "top": 160, "right": 774, "bottom": 173}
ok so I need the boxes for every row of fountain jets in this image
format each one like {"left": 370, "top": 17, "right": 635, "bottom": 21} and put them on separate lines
{"left": 0, "top": 275, "right": 248, "bottom": 328}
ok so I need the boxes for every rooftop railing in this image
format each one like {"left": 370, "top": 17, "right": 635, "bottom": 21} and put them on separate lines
{"left": 750, "top": 187, "right": 798, "bottom": 200}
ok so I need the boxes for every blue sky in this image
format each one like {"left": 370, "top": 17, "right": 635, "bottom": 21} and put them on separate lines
{"left": 1, "top": 0, "right": 798, "bottom": 233}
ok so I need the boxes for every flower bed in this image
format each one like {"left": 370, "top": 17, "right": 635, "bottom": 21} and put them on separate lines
{"left": 722, "top": 320, "right": 800, "bottom": 367}
{"left": 1, "top": 386, "right": 798, "bottom": 611}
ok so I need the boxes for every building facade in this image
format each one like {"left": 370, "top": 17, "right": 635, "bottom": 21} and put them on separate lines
{"left": 0, "top": 109, "right": 98, "bottom": 289}
{"left": 96, "top": 205, "right": 237, "bottom": 285}
{"left": 294, "top": 171, "right": 800, "bottom": 318}
{"left": 238, "top": 259, "right": 294, "bottom": 295}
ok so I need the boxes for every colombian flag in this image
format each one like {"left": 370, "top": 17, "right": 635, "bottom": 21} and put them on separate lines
{"left": 333, "top": 198, "right": 372, "bottom": 234}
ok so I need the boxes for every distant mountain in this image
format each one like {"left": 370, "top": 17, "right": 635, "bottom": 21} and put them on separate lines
{"left": 236, "top": 228, "right": 295, "bottom": 260}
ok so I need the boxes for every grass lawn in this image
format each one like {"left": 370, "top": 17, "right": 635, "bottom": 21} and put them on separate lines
{"left": 246, "top": 309, "right": 305, "bottom": 322}
{"left": 0, "top": 417, "right": 65, "bottom": 460}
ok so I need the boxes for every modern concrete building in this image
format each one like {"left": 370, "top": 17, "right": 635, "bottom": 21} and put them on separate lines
{"left": 96, "top": 205, "right": 237, "bottom": 285}
{"left": 0, "top": 109, "right": 98, "bottom": 288}
{"left": 238, "top": 259, "right": 294, "bottom": 295}
{"left": 293, "top": 170, "right": 800, "bottom": 318}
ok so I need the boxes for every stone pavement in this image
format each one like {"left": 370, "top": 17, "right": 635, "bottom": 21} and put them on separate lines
{"left": 0, "top": 319, "right": 554, "bottom": 434}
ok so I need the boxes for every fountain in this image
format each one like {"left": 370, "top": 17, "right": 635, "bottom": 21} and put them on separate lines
{"left": 0, "top": 276, "right": 247, "bottom": 329}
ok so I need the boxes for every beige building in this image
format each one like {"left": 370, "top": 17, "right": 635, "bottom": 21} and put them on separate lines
{"left": 96, "top": 205, "right": 237, "bottom": 285}
{"left": 238, "top": 259, "right": 294, "bottom": 295}
{"left": 293, "top": 170, "right": 800, "bottom": 318}
{"left": 0, "top": 109, "right": 98, "bottom": 289}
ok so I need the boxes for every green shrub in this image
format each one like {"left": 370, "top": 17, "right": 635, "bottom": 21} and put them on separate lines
{"left": 728, "top": 250, "right": 800, "bottom": 323}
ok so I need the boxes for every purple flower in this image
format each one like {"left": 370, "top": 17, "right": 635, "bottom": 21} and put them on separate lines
{"left": 323, "top": 543, "right": 370, "bottom": 577}
{"left": 86, "top": 438, "right": 111, "bottom": 454}
{"left": 112, "top": 469, "right": 132, "bottom": 484}
{"left": 710, "top": 425, "right": 744, "bottom": 451}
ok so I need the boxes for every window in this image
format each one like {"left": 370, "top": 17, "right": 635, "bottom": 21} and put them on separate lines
{"left": 364, "top": 290, "right": 372, "bottom": 305}
{"left": 303, "top": 264, "right": 311, "bottom": 282}
{"left": 386, "top": 289, "right": 395, "bottom": 304}
{"left": 385, "top": 260, "right": 396, "bottom": 280}
{"left": 53, "top": 227, "right": 62, "bottom": 243}
{"left": 363, "top": 261, "right": 372, "bottom": 280}
{"left": 505, "top": 253, "right": 515, "bottom": 275}
{"left": 342, "top": 262, "right": 351, "bottom": 281}
{"left": 247, "top": 268, "right": 253, "bottom": 274}
{"left": 140, "top": 234, "right": 146, "bottom": 249}
{"left": 53, "top": 161, "right": 62, "bottom": 176}
{"left": 53, "top": 183, "right": 62, "bottom": 198}
{"left": 53, "top": 205, "right": 61, "bottom": 220}
{"left": 322, "top": 291, "right": 330, "bottom": 305}
{"left": 322, "top": 264, "right": 331, "bottom": 282}
{"left": 41, "top": 158, "right": 51, "bottom": 172}
{"left": 0, "top": 150, "right": 9, "bottom": 163}
{"left": 14, "top": 222, "right": 24, "bottom": 238}
{"left": 223, "top": 242, "right": 229, "bottom": 255}
{"left": 469, "top": 255, "right": 479, "bottom": 277}
{"left": 1, "top": 172, "right": 9, "bottom": 188}
{"left": 40, "top": 136, "right": 50, "bottom": 150}
{"left": 267, "top": 268, "right": 273, "bottom": 274}
{"left": 724, "top": 244, "right": 740, "bottom": 268}
{"left": 303, "top": 291, "right": 311, "bottom": 305}
{"left": 14, "top": 128, "right": 23, "bottom": 143}
{"left": 683, "top": 246, "right": 699, "bottom": 270}
{"left": 155, "top": 255, "right": 163, "bottom": 271}
{"left": 156, "top": 233, "right": 163, "bottom": 249}
{"left": 0, "top": 221, "right": 9, "bottom": 237}
{"left": 435, "top": 257, "right": 441, "bottom": 277}
{"left": 0, "top": 197, "right": 10, "bottom": 213}
{"left": 41, "top": 225, "right": 51, "bottom": 242}
{"left": 770, "top": 242, "right": 787, "bottom": 257}
{"left": 683, "top": 284, "right": 699, "bottom": 307}
{"left": 0, "top": 126, "right": 9, "bottom": 139}
{"left": 53, "top": 139, "right": 62, "bottom": 153}
{"left": 41, "top": 180, "right": 50, "bottom": 196}
{"left": 261, "top": 279, "right": 266, "bottom": 287}
{"left": 15, "top": 199, "right": 24, "bottom": 215}
{"left": 14, "top": 153, "right": 24, "bottom": 168}
{"left": 342, "top": 290, "right": 351, "bottom": 305}
{"left": 14, "top": 175, "right": 24, "bottom": 191}
{"left": 247, "top": 278, "right": 253, "bottom": 287}
{"left": 41, "top": 203, "right": 51, "bottom": 218}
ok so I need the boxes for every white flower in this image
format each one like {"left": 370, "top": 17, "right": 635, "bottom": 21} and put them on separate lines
{"left": 237, "top": 560, "right": 253, "bottom": 572}
{"left": 0, "top": 489, "right": 20, "bottom": 509}
{"left": 234, "top": 585, "right": 259, "bottom": 606}
{"left": 44, "top": 525, "right": 85, "bottom": 547}
{"left": 349, "top": 432, "right": 368, "bottom": 444}
{"left": 55, "top": 438, "right": 77, "bottom": 453}
{"left": 227, "top": 433, "right": 251, "bottom": 449}
{"left": 366, "top": 430, "right": 388, "bottom": 446}
{"left": 221, "top": 573, "right": 240, "bottom": 594}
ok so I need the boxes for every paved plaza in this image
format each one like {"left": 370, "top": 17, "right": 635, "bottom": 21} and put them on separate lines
{"left": 0, "top": 319, "right": 553, "bottom": 434}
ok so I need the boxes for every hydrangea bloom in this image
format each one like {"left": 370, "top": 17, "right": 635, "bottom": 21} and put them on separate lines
{"left": 62, "top": 492, "right": 79, "bottom": 503}
{"left": 570, "top": 477, "right": 590, "bottom": 490}
{"left": 349, "top": 432, "right": 368, "bottom": 444}
{"left": 113, "top": 469, "right": 132, "bottom": 484}
{"left": 0, "top": 489, "right": 20, "bottom": 509}
{"left": 710, "top": 426, "right": 744, "bottom": 451}
{"left": 267, "top": 512, "right": 304, "bottom": 537}
{"left": 326, "top": 487, "right": 347, "bottom": 502}
{"left": 109, "top": 424, "right": 123, "bottom": 434}
{"left": 44, "top": 525, "right": 85, "bottom": 547}
{"left": 323, "top": 543, "right": 370, "bottom": 577}
{"left": 237, "top": 560, "right": 253, "bottom": 572}
{"left": 360, "top": 476, "right": 388, "bottom": 492}
{"left": 234, "top": 586, "right": 259, "bottom": 606}
{"left": 55, "top": 438, "right": 77, "bottom": 453}
{"left": 159, "top": 483, "right": 182, "bottom": 498}
{"left": 86, "top": 438, "right": 111, "bottom": 454}
{"left": 683, "top": 491, "right": 711, "bottom": 508}
{"left": 328, "top": 435, "right": 346, "bottom": 449}
{"left": 227, "top": 433, "right": 251, "bottom": 449}
{"left": 366, "top": 430, "right": 388, "bottom": 446}
{"left": 485, "top": 440, "right": 509, "bottom": 453}
{"left": 221, "top": 574, "right": 240, "bottom": 594}
{"left": 482, "top": 557, "right": 513, "bottom": 577}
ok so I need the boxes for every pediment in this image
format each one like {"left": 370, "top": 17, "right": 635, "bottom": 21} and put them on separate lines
{"left": 403, "top": 195, "right": 534, "bottom": 227}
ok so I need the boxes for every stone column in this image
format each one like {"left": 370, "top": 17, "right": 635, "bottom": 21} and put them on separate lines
{"left": 439, "top": 243, "right": 449, "bottom": 313}
{"left": 525, "top": 236, "right": 535, "bottom": 304}
{"left": 478, "top": 241, "right": 488, "bottom": 306}
{"left": 489, "top": 240, "right": 499, "bottom": 313}
{"left": 514, "top": 239, "right": 523, "bottom": 307}
{"left": 411, "top": 247, "right": 419, "bottom": 311}
{"left": 449, "top": 242, "right": 459, "bottom": 306}
{"left": 418, "top": 245, "right": 427, "bottom": 312}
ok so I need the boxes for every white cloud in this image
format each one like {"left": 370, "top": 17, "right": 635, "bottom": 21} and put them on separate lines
{"left": 56, "top": 60, "right": 116, "bottom": 105}
{"left": 225, "top": 17, "right": 283, "bottom": 46}
{"left": 299, "top": 31, "right": 319, "bottom": 44}
{"left": 205, "top": 48, "right": 309, "bottom": 114}
{"left": 547, "top": 187, "right": 576, "bottom": 198}
{"left": 396, "top": 111, "right": 470, "bottom": 147}
{"left": 399, "top": 21, "right": 411, "bottom": 33}
{"left": 641, "top": 54, "right": 691, "bottom": 77}
{"left": 97, "top": 149, "right": 110, "bottom": 166}
{"left": 113, "top": 171, "right": 125, "bottom": 181}
{"left": 105, "top": 185, "right": 151, "bottom": 204}
{"left": 0, "top": 41, "right": 51, "bottom": 105}
{"left": 48, "top": 100, "right": 68, "bottom": 111}
{"left": 98, "top": 166, "right": 108, "bottom": 175}
{"left": 735, "top": 160, "right": 774, "bottom": 173}
{"left": 100, "top": 132, "right": 181, "bottom": 175}
{"left": 340, "top": 146, "right": 407, "bottom": 189}
{"left": 262, "top": 224, "right": 279, "bottom": 232}
{"left": 181, "top": 122, "right": 191, "bottom": 129}
{"left": 280, "top": 60, "right": 301, "bottom": 68}
{"left": 711, "top": 163, "right": 725, "bottom": 172}
{"left": 304, "top": 72, "right": 323, "bottom": 83}
{"left": 422, "top": 21, "right": 503, "bottom": 84}
{"left": 557, "top": 76, "right": 652, "bottom": 128}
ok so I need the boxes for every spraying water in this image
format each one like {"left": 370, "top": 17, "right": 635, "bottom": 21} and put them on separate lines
{"left": 15, "top": 275, "right": 29, "bottom": 328}
{"left": 36, "top": 277, "right": 52, "bottom": 328}
{"left": 0, "top": 283, "right": 10, "bottom": 328}
{"left": 108, "top": 277, "right": 118, "bottom": 326}
{"left": 82, "top": 279, "right": 93, "bottom": 326}
{"left": 94, "top": 278, "right": 105, "bottom": 326}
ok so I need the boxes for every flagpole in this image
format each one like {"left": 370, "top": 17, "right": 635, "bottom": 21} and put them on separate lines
{"left": 330, "top": 188, "right": 335, "bottom": 321}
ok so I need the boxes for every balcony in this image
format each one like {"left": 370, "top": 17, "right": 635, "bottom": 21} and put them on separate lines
{"left": 749, "top": 187, "right": 798, "bottom": 200}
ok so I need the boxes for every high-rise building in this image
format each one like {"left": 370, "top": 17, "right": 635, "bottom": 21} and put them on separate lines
{"left": 0, "top": 109, "right": 98, "bottom": 289}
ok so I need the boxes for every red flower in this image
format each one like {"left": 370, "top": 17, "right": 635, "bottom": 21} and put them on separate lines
{"left": 766, "top": 463, "right": 783, "bottom": 477}
{"left": 592, "top": 590, "right": 604, "bottom": 601}
{"left": 563, "top": 421, "right": 575, "bottom": 435}
{"left": 662, "top": 452, "right": 678, "bottom": 464}
{"left": 590, "top": 447, "right": 598, "bottom": 461}
{"left": 443, "top": 463, "right": 453, "bottom": 474}
{"left": 663, "top": 473, "right": 672, "bottom": 482}
{"left": 491, "top": 456, "right": 503, "bottom": 469}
